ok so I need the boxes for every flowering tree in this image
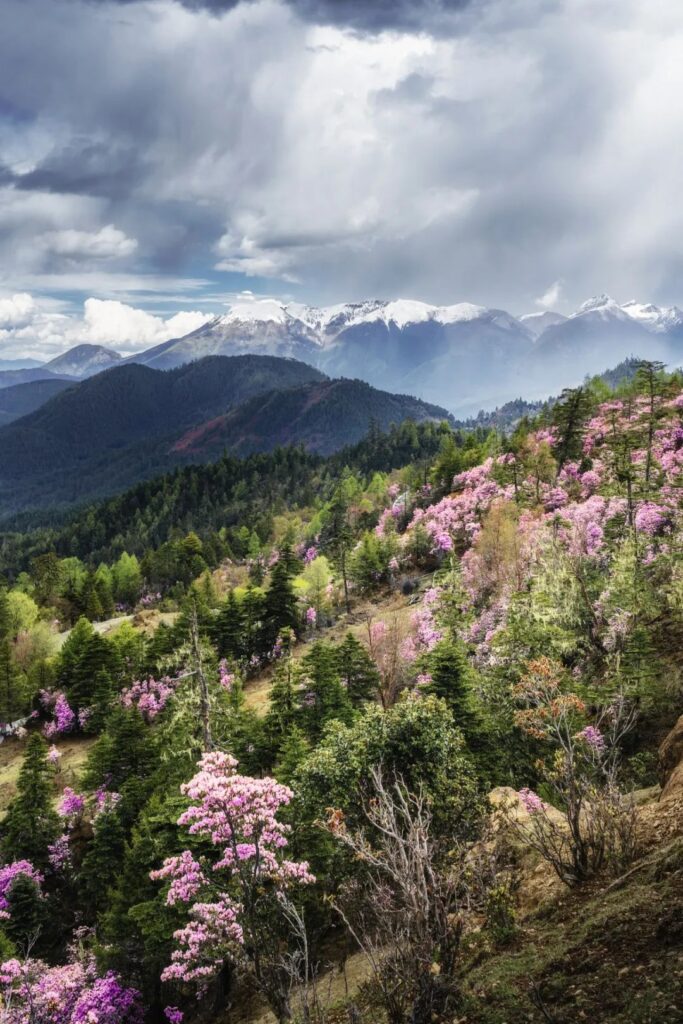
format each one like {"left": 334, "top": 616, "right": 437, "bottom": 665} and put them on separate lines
{"left": 505, "top": 657, "right": 638, "bottom": 885}
{"left": 151, "top": 752, "right": 314, "bottom": 1022}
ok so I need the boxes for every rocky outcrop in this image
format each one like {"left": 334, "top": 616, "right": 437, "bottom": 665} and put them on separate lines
{"left": 658, "top": 714, "right": 683, "bottom": 802}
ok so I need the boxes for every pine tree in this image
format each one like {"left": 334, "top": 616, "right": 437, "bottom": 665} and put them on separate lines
{"left": 552, "top": 386, "right": 593, "bottom": 470}
{"left": 58, "top": 618, "right": 117, "bottom": 713}
{"left": 266, "top": 645, "right": 300, "bottom": 748}
{"left": 275, "top": 725, "right": 310, "bottom": 785}
{"left": 262, "top": 556, "right": 300, "bottom": 651}
{"left": 322, "top": 488, "right": 353, "bottom": 613}
{"left": 0, "top": 585, "right": 22, "bottom": 723}
{"left": 83, "top": 707, "right": 160, "bottom": 828}
{"left": 213, "top": 590, "right": 245, "bottom": 660}
{"left": 1, "top": 734, "right": 60, "bottom": 868}
{"left": 425, "top": 638, "right": 490, "bottom": 763}
{"left": 299, "top": 641, "right": 353, "bottom": 740}
{"left": 3, "top": 871, "right": 47, "bottom": 950}
{"left": 335, "top": 632, "right": 380, "bottom": 705}
{"left": 81, "top": 809, "right": 126, "bottom": 916}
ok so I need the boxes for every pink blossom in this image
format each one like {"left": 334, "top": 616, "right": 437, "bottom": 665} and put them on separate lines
{"left": 518, "top": 788, "right": 545, "bottom": 814}
{"left": 58, "top": 787, "right": 86, "bottom": 820}
{"left": 305, "top": 606, "right": 317, "bottom": 626}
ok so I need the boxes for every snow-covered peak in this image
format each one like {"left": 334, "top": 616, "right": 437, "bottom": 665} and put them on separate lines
{"left": 221, "top": 298, "right": 289, "bottom": 324}
{"left": 221, "top": 297, "right": 511, "bottom": 336}
{"left": 621, "top": 300, "right": 683, "bottom": 333}
{"left": 571, "top": 295, "right": 638, "bottom": 324}
{"left": 519, "top": 311, "right": 568, "bottom": 337}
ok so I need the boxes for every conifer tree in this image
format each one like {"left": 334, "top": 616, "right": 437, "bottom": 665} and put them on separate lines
{"left": 552, "top": 386, "right": 592, "bottom": 470}
{"left": 425, "top": 638, "right": 491, "bottom": 764}
{"left": 81, "top": 809, "right": 126, "bottom": 916}
{"left": 0, "top": 584, "right": 23, "bottom": 722}
{"left": 335, "top": 632, "right": 380, "bottom": 705}
{"left": 262, "top": 553, "right": 300, "bottom": 651}
{"left": 275, "top": 725, "right": 310, "bottom": 785}
{"left": 322, "top": 488, "right": 353, "bottom": 613}
{"left": 1, "top": 734, "right": 60, "bottom": 868}
{"left": 3, "top": 871, "right": 47, "bottom": 950}
{"left": 299, "top": 641, "right": 353, "bottom": 740}
{"left": 213, "top": 590, "right": 245, "bottom": 660}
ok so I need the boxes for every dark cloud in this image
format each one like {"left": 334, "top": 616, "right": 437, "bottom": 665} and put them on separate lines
{"left": 87, "top": 0, "right": 473, "bottom": 33}
{"left": 15, "top": 139, "right": 147, "bottom": 199}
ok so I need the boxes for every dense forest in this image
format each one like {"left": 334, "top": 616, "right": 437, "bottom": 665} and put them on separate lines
{"left": 0, "top": 360, "right": 681, "bottom": 1023}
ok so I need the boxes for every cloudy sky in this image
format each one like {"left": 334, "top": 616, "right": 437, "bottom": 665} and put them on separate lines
{"left": 1, "top": 0, "right": 682, "bottom": 359}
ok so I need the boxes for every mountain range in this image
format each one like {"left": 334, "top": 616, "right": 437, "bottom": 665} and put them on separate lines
{"left": 0, "top": 355, "right": 450, "bottom": 518}
{"left": 5, "top": 293, "right": 680, "bottom": 413}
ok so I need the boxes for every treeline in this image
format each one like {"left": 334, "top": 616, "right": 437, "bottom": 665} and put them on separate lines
{"left": 0, "top": 419, "right": 481, "bottom": 575}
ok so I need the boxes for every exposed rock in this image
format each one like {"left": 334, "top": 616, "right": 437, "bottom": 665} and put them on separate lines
{"left": 658, "top": 714, "right": 683, "bottom": 793}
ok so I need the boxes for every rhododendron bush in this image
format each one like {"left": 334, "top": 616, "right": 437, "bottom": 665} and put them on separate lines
{"left": 151, "top": 752, "right": 314, "bottom": 1019}
{"left": 0, "top": 953, "right": 142, "bottom": 1024}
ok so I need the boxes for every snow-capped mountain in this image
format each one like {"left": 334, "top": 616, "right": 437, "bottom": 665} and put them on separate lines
{"left": 519, "top": 311, "right": 568, "bottom": 337}
{"left": 45, "top": 344, "right": 122, "bottom": 378}
{"left": 123, "top": 293, "right": 683, "bottom": 414}
{"left": 620, "top": 300, "right": 683, "bottom": 334}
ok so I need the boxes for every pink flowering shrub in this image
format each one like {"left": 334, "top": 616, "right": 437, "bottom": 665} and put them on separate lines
{"left": 0, "top": 955, "right": 142, "bottom": 1024}
{"left": 151, "top": 752, "right": 313, "bottom": 1013}
{"left": 42, "top": 691, "right": 76, "bottom": 738}
{"left": 120, "top": 676, "right": 179, "bottom": 721}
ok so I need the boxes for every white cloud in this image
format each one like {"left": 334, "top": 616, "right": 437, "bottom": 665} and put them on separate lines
{"left": 0, "top": 292, "right": 36, "bottom": 328}
{"left": 535, "top": 281, "right": 563, "bottom": 310}
{"left": 0, "top": 294, "right": 213, "bottom": 360}
{"left": 39, "top": 225, "right": 138, "bottom": 262}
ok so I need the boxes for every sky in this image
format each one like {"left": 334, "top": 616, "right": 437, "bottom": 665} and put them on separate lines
{"left": 1, "top": 0, "right": 683, "bottom": 360}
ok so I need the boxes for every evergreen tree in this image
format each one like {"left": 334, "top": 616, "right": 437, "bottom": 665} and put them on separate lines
{"left": 3, "top": 871, "right": 47, "bottom": 950}
{"left": 213, "top": 590, "right": 245, "bottom": 660}
{"left": 83, "top": 707, "right": 160, "bottom": 828}
{"left": 81, "top": 809, "right": 126, "bottom": 916}
{"left": 262, "top": 554, "right": 300, "bottom": 651}
{"left": 335, "top": 632, "right": 380, "bottom": 705}
{"left": 0, "top": 585, "right": 23, "bottom": 722}
{"left": 1, "top": 734, "right": 60, "bottom": 868}
{"left": 58, "top": 617, "right": 117, "bottom": 713}
{"left": 425, "top": 638, "right": 491, "bottom": 766}
{"left": 275, "top": 725, "right": 310, "bottom": 785}
{"left": 552, "top": 386, "right": 592, "bottom": 470}
{"left": 299, "top": 641, "right": 353, "bottom": 740}
{"left": 266, "top": 638, "right": 300, "bottom": 749}
{"left": 321, "top": 488, "right": 353, "bottom": 613}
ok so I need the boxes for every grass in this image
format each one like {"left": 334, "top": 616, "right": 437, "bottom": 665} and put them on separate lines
{"left": 0, "top": 733, "right": 95, "bottom": 819}
{"left": 457, "top": 841, "right": 683, "bottom": 1023}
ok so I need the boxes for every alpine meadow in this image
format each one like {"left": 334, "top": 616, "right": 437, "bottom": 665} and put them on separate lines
{"left": 0, "top": 2, "right": 682, "bottom": 1023}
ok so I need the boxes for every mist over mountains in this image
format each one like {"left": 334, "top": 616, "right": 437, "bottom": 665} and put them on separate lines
{"left": 7, "top": 293, "right": 682, "bottom": 414}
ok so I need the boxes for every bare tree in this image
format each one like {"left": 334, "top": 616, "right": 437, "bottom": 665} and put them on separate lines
{"left": 324, "top": 767, "right": 470, "bottom": 1024}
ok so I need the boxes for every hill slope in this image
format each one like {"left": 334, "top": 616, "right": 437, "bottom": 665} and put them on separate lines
{"left": 0, "top": 355, "right": 325, "bottom": 515}
{"left": 171, "top": 378, "right": 452, "bottom": 458}
{"left": 0, "top": 377, "right": 76, "bottom": 427}
{"left": 44, "top": 343, "right": 122, "bottom": 378}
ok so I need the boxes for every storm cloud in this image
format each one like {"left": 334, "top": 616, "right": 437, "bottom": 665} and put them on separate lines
{"left": 2, "top": 0, "right": 683, "bottom": 359}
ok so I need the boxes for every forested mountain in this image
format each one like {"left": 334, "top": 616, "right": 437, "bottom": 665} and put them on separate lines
{"left": 0, "top": 378, "right": 75, "bottom": 427}
{"left": 0, "top": 367, "right": 75, "bottom": 390}
{"left": 171, "top": 378, "right": 451, "bottom": 458}
{"left": 0, "top": 355, "right": 325, "bottom": 516}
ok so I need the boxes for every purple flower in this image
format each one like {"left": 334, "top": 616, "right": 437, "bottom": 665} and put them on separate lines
{"left": 518, "top": 788, "right": 544, "bottom": 814}
{"left": 577, "top": 725, "right": 606, "bottom": 752}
